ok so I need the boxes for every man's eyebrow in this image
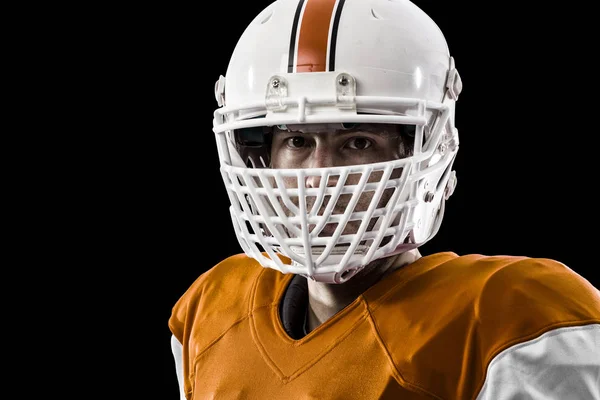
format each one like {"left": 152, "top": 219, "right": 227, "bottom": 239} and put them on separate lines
{"left": 273, "top": 126, "right": 399, "bottom": 137}
{"left": 337, "top": 128, "right": 396, "bottom": 137}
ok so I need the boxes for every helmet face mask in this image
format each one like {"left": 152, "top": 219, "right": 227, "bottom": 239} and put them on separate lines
{"left": 212, "top": 0, "right": 462, "bottom": 283}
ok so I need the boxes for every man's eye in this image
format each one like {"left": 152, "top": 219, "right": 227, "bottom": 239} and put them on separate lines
{"left": 286, "top": 136, "right": 305, "bottom": 148}
{"left": 346, "top": 137, "right": 372, "bottom": 150}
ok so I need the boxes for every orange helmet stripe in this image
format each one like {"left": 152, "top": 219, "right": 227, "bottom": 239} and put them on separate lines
{"left": 288, "top": 0, "right": 346, "bottom": 73}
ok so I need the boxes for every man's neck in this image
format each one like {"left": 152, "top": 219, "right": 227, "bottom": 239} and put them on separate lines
{"left": 305, "top": 248, "right": 422, "bottom": 333}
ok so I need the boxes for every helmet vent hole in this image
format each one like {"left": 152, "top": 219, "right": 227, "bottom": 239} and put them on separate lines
{"left": 370, "top": 8, "right": 383, "bottom": 20}
{"left": 258, "top": 11, "right": 273, "bottom": 24}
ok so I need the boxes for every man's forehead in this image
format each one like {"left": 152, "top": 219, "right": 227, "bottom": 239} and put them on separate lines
{"left": 274, "top": 123, "right": 399, "bottom": 134}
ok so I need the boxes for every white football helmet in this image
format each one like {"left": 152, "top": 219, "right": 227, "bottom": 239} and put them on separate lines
{"left": 213, "top": 0, "right": 462, "bottom": 283}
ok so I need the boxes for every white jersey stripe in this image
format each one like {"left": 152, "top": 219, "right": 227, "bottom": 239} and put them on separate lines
{"left": 477, "top": 323, "right": 600, "bottom": 399}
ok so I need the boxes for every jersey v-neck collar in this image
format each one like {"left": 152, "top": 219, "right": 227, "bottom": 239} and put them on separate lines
{"left": 248, "top": 252, "right": 459, "bottom": 381}
{"left": 250, "top": 268, "right": 368, "bottom": 380}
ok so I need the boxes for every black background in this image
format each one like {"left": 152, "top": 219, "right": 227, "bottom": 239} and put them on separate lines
{"left": 110, "top": 1, "right": 598, "bottom": 398}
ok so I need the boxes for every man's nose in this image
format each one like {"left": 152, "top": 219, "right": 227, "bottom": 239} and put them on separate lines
{"left": 305, "top": 174, "right": 341, "bottom": 188}
{"left": 305, "top": 148, "right": 339, "bottom": 188}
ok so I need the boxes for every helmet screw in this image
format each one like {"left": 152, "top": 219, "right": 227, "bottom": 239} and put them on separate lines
{"left": 439, "top": 142, "right": 447, "bottom": 155}
{"left": 338, "top": 75, "right": 349, "bottom": 86}
{"left": 271, "top": 78, "right": 280, "bottom": 88}
{"left": 424, "top": 191, "right": 434, "bottom": 202}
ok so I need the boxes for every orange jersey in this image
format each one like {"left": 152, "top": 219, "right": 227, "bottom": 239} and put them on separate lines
{"left": 169, "top": 252, "right": 600, "bottom": 399}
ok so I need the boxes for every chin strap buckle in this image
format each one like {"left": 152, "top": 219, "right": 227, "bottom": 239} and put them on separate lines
{"left": 444, "top": 170, "right": 457, "bottom": 200}
{"left": 214, "top": 75, "right": 226, "bottom": 107}
{"left": 445, "top": 57, "right": 462, "bottom": 101}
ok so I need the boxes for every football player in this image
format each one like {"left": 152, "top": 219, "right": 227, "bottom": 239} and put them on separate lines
{"left": 169, "top": 0, "right": 600, "bottom": 398}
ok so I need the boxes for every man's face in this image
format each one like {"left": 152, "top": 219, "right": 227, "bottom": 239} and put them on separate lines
{"left": 268, "top": 123, "right": 413, "bottom": 237}
{"left": 270, "top": 123, "right": 409, "bottom": 169}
